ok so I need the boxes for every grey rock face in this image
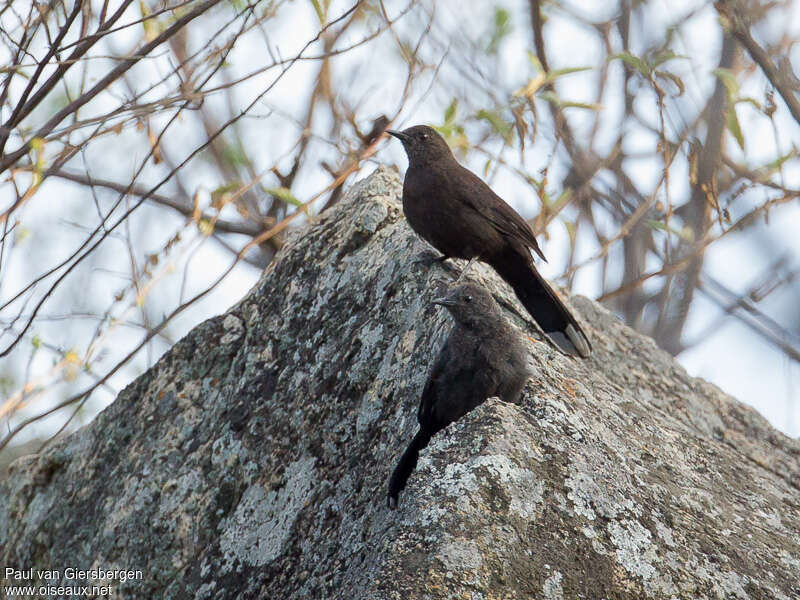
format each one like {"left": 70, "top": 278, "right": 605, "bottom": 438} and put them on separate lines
{"left": 1, "top": 166, "right": 798, "bottom": 599}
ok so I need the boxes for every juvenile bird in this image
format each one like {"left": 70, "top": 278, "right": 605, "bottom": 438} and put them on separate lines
{"left": 388, "top": 125, "right": 591, "bottom": 358}
{"left": 387, "top": 282, "right": 530, "bottom": 509}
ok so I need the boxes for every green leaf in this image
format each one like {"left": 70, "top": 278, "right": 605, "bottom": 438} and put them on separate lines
{"left": 558, "top": 100, "right": 601, "bottom": 110}
{"left": 726, "top": 105, "right": 745, "bottom": 151}
{"left": 545, "top": 66, "right": 592, "bottom": 84}
{"left": 476, "top": 109, "right": 513, "bottom": 143}
{"left": 444, "top": 99, "right": 458, "bottom": 125}
{"left": 651, "top": 49, "right": 687, "bottom": 68}
{"left": 537, "top": 91, "right": 599, "bottom": 111}
{"left": 563, "top": 220, "right": 577, "bottom": 242}
{"left": 552, "top": 188, "right": 572, "bottom": 208}
{"left": 487, "top": 7, "right": 512, "bottom": 54}
{"left": 611, "top": 52, "right": 651, "bottom": 76}
{"left": 513, "top": 73, "right": 546, "bottom": 98}
{"left": 433, "top": 125, "right": 469, "bottom": 153}
{"left": 526, "top": 51, "right": 544, "bottom": 73}
{"left": 211, "top": 182, "right": 241, "bottom": 206}
{"left": 761, "top": 147, "right": 797, "bottom": 173}
{"left": 264, "top": 186, "right": 303, "bottom": 207}
{"left": 713, "top": 68, "right": 739, "bottom": 99}
{"left": 221, "top": 144, "right": 248, "bottom": 170}
{"left": 30, "top": 137, "right": 46, "bottom": 186}
{"left": 538, "top": 90, "right": 560, "bottom": 105}
{"left": 140, "top": 1, "right": 164, "bottom": 42}
{"left": 713, "top": 68, "right": 746, "bottom": 150}
{"left": 310, "top": 0, "right": 325, "bottom": 24}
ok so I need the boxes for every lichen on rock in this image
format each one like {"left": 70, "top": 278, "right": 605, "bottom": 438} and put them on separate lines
{"left": 1, "top": 166, "right": 798, "bottom": 599}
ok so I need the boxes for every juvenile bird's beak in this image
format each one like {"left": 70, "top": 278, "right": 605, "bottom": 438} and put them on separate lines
{"left": 386, "top": 130, "right": 408, "bottom": 143}
{"left": 432, "top": 296, "right": 457, "bottom": 308}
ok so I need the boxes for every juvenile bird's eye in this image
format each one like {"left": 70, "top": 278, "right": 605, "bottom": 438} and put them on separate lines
{"left": 422, "top": 133, "right": 429, "bottom": 139}
{"left": 465, "top": 295, "right": 472, "bottom": 303}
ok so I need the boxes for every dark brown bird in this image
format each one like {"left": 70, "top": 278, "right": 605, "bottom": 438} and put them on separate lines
{"left": 387, "top": 282, "right": 531, "bottom": 509}
{"left": 388, "top": 125, "right": 591, "bottom": 358}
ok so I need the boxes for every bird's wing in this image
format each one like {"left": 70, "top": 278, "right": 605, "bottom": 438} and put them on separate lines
{"left": 417, "top": 347, "right": 446, "bottom": 425}
{"left": 416, "top": 333, "right": 473, "bottom": 427}
{"left": 418, "top": 333, "right": 495, "bottom": 430}
{"left": 454, "top": 165, "right": 546, "bottom": 261}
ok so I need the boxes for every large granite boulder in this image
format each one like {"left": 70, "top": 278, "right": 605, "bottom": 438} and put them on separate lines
{"left": 1, "top": 167, "right": 798, "bottom": 599}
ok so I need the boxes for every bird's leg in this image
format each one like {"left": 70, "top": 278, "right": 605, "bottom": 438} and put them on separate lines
{"left": 455, "top": 257, "right": 477, "bottom": 282}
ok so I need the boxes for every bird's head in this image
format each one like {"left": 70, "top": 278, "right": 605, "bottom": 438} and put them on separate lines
{"left": 432, "top": 282, "right": 499, "bottom": 328}
{"left": 387, "top": 125, "right": 454, "bottom": 167}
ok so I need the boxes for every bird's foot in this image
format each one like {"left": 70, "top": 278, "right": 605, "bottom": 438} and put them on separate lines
{"left": 412, "top": 251, "right": 449, "bottom": 267}
{"left": 454, "top": 257, "right": 477, "bottom": 283}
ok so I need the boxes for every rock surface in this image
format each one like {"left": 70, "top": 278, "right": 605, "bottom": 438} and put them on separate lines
{"left": 1, "top": 166, "right": 799, "bottom": 599}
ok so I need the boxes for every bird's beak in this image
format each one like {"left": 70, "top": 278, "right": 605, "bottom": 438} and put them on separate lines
{"left": 432, "top": 296, "right": 456, "bottom": 308}
{"left": 386, "top": 130, "right": 408, "bottom": 143}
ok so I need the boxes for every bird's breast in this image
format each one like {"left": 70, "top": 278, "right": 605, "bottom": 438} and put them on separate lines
{"left": 402, "top": 168, "right": 489, "bottom": 259}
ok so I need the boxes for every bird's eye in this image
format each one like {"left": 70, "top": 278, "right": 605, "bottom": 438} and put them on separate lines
{"left": 422, "top": 133, "right": 429, "bottom": 139}
{"left": 465, "top": 295, "right": 472, "bottom": 303}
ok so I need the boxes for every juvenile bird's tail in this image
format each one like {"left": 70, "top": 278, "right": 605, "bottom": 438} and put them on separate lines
{"left": 491, "top": 247, "right": 592, "bottom": 358}
{"left": 387, "top": 429, "right": 432, "bottom": 509}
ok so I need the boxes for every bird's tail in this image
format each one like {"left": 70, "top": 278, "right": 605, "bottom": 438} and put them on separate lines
{"left": 387, "top": 429, "right": 432, "bottom": 509}
{"left": 491, "top": 247, "right": 592, "bottom": 358}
